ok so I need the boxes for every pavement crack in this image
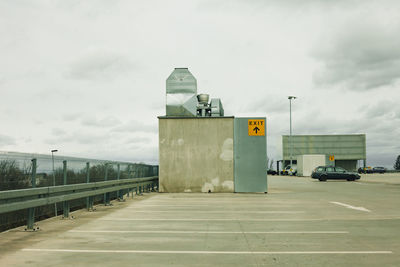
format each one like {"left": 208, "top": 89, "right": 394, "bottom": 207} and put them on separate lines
{"left": 238, "top": 221, "right": 260, "bottom": 267}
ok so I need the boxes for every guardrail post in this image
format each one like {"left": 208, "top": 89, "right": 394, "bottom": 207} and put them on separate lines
{"left": 128, "top": 164, "right": 133, "bottom": 199}
{"left": 104, "top": 163, "right": 111, "bottom": 205}
{"left": 62, "top": 160, "right": 70, "bottom": 218}
{"left": 26, "top": 158, "right": 37, "bottom": 231}
{"left": 117, "top": 164, "right": 123, "bottom": 201}
{"left": 86, "top": 162, "right": 94, "bottom": 211}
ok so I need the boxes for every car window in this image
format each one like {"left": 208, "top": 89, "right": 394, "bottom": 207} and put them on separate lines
{"left": 326, "top": 167, "right": 334, "bottom": 172}
{"left": 335, "top": 167, "right": 345, "bottom": 172}
{"left": 317, "top": 167, "right": 324, "bottom": 172}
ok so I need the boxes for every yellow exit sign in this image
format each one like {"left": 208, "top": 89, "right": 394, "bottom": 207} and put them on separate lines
{"left": 248, "top": 119, "right": 265, "bottom": 136}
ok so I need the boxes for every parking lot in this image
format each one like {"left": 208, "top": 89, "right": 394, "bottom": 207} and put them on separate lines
{"left": 0, "top": 174, "right": 399, "bottom": 266}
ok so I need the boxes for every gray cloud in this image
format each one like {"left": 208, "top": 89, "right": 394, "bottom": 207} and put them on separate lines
{"left": 112, "top": 120, "right": 157, "bottom": 134}
{"left": 360, "top": 100, "right": 400, "bottom": 120}
{"left": 0, "top": 134, "right": 16, "bottom": 146}
{"left": 45, "top": 132, "right": 111, "bottom": 145}
{"left": 239, "top": 95, "right": 287, "bottom": 114}
{"left": 125, "top": 137, "right": 151, "bottom": 145}
{"left": 313, "top": 21, "right": 400, "bottom": 91}
{"left": 67, "top": 52, "right": 134, "bottom": 81}
{"left": 62, "top": 113, "right": 82, "bottom": 122}
{"left": 52, "top": 128, "right": 67, "bottom": 136}
{"left": 81, "top": 116, "right": 121, "bottom": 127}
{"left": 198, "top": 0, "right": 362, "bottom": 12}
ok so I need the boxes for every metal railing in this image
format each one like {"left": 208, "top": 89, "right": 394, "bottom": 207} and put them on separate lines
{"left": 0, "top": 156, "right": 158, "bottom": 231}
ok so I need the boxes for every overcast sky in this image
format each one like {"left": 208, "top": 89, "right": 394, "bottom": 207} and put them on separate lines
{"left": 1, "top": 0, "right": 399, "bottom": 168}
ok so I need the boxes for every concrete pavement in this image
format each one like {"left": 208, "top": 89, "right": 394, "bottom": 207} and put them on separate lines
{"left": 0, "top": 175, "right": 399, "bottom": 266}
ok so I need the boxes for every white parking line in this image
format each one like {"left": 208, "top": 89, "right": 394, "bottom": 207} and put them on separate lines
{"left": 330, "top": 202, "right": 371, "bottom": 212}
{"left": 122, "top": 211, "right": 304, "bottom": 214}
{"left": 100, "top": 217, "right": 400, "bottom": 221}
{"left": 126, "top": 206, "right": 293, "bottom": 209}
{"left": 69, "top": 230, "right": 348, "bottom": 234}
{"left": 99, "top": 218, "right": 326, "bottom": 222}
{"left": 21, "top": 248, "right": 392, "bottom": 254}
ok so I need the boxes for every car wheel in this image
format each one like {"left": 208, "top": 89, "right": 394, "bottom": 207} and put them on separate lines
{"left": 347, "top": 176, "right": 356, "bottom": 181}
{"left": 319, "top": 176, "right": 327, "bottom": 182}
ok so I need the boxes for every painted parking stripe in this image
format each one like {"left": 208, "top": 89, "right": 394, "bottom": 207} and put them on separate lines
{"left": 99, "top": 218, "right": 327, "bottom": 222}
{"left": 122, "top": 210, "right": 305, "bottom": 214}
{"left": 127, "top": 205, "right": 296, "bottom": 207}
{"left": 21, "top": 248, "right": 392, "bottom": 254}
{"left": 99, "top": 217, "right": 400, "bottom": 221}
{"left": 330, "top": 202, "right": 371, "bottom": 212}
{"left": 69, "top": 230, "right": 348, "bottom": 234}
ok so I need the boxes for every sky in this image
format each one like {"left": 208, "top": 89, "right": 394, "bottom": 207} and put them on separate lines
{"left": 0, "top": 0, "right": 399, "bottom": 168}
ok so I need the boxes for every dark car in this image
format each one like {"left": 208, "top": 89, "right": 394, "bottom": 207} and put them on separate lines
{"left": 372, "top": 167, "right": 386, "bottom": 174}
{"left": 311, "top": 166, "right": 360, "bottom": 181}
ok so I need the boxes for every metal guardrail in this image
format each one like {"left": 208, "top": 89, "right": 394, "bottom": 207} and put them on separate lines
{"left": 0, "top": 158, "right": 159, "bottom": 231}
{"left": 0, "top": 177, "right": 158, "bottom": 214}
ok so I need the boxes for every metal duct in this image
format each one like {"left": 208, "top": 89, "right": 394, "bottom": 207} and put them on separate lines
{"left": 166, "top": 68, "right": 198, "bottom": 117}
{"left": 210, "top": 98, "right": 224, "bottom": 117}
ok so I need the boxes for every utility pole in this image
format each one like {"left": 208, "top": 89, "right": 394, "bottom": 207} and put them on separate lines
{"left": 288, "top": 96, "right": 297, "bottom": 168}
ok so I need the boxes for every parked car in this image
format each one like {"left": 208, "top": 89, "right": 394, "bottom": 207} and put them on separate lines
{"left": 364, "top": 166, "right": 373, "bottom": 173}
{"left": 311, "top": 166, "right": 360, "bottom": 181}
{"left": 281, "top": 165, "right": 297, "bottom": 176}
{"left": 372, "top": 167, "right": 386, "bottom": 174}
{"left": 267, "top": 168, "right": 277, "bottom": 175}
{"left": 357, "top": 166, "right": 373, "bottom": 174}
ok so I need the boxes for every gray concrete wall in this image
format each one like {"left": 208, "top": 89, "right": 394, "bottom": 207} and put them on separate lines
{"left": 158, "top": 117, "right": 234, "bottom": 193}
{"left": 282, "top": 134, "right": 366, "bottom": 161}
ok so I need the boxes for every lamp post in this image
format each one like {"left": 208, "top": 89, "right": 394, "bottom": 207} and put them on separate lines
{"left": 288, "top": 96, "right": 297, "bottom": 168}
{"left": 51, "top": 149, "right": 58, "bottom": 217}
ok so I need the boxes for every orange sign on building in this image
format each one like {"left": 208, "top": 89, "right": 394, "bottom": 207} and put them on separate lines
{"left": 248, "top": 119, "right": 265, "bottom": 136}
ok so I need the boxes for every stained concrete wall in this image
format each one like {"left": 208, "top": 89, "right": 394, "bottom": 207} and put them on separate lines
{"left": 158, "top": 117, "right": 234, "bottom": 193}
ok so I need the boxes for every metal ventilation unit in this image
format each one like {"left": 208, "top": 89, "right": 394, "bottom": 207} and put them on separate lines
{"left": 166, "top": 68, "right": 224, "bottom": 117}
{"left": 210, "top": 98, "right": 224, "bottom": 117}
{"left": 166, "top": 68, "right": 198, "bottom": 117}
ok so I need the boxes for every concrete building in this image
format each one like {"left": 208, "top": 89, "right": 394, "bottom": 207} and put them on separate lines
{"left": 282, "top": 134, "right": 366, "bottom": 172}
{"left": 159, "top": 68, "right": 267, "bottom": 193}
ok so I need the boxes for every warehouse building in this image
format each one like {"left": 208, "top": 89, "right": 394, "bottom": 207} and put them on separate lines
{"left": 282, "top": 134, "right": 366, "bottom": 174}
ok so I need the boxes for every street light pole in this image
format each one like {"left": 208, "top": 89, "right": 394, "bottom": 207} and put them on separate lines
{"left": 51, "top": 149, "right": 58, "bottom": 217}
{"left": 288, "top": 96, "right": 297, "bottom": 168}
